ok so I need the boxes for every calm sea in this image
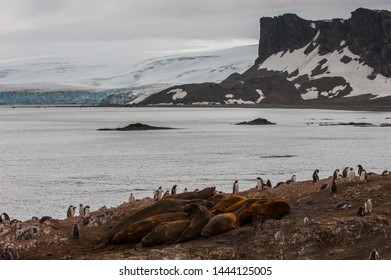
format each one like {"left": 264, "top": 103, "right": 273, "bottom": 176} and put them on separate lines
{"left": 0, "top": 106, "right": 390, "bottom": 220}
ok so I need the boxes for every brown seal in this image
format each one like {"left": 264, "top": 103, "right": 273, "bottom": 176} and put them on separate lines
{"left": 162, "top": 186, "right": 216, "bottom": 200}
{"left": 94, "top": 198, "right": 211, "bottom": 248}
{"left": 209, "top": 195, "right": 247, "bottom": 214}
{"left": 111, "top": 212, "right": 188, "bottom": 244}
{"left": 141, "top": 219, "right": 190, "bottom": 247}
{"left": 201, "top": 199, "right": 290, "bottom": 237}
{"left": 171, "top": 203, "right": 213, "bottom": 244}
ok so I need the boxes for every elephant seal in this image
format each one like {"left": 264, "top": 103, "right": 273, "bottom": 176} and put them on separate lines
{"left": 202, "top": 199, "right": 290, "bottom": 237}
{"left": 162, "top": 186, "right": 216, "bottom": 200}
{"left": 141, "top": 219, "right": 190, "bottom": 247}
{"left": 94, "top": 198, "right": 211, "bottom": 248}
{"left": 111, "top": 212, "right": 188, "bottom": 244}
{"left": 201, "top": 199, "right": 259, "bottom": 237}
{"left": 209, "top": 195, "right": 247, "bottom": 214}
{"left": 171, "top": 203, "right": 213, "bottom": 244}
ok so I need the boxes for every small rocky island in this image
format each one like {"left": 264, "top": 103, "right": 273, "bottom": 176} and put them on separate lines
{"left": 97, "top": 123, "right": 175, "bottom": 131}
{"left": 235, "top": 118, "right": 276, "bottom": 125}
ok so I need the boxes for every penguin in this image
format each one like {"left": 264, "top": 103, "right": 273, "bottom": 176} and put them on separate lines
{"left": 330, "top": 180, "right": 337, "bottom": 197}
{"left": 171, "top": 185, "right": 177, "bottom": 195}
{"left": 84, "top": 205, "right": 90, "bottom": 217}
{"left": 357, "top": 164, "right": 364, "bottom": 176}
{"left": 72, "top": 223, "right": 80, "bottom": 239}
{"left": 66, "top": 205, "right": 74, "bottom": 218}
{"left": 153, "top": 187, "right": 163, "bottom": 201}
{"left": 291, "top": 175, "right": 297, "bottom": 182}
{"left": 128, "top": 193, "right": 135, "bottom": 203}
{"left": 382, "top": 170, "right": 390, "bottom": 176}
{"left": 348, "top": 167, "right": 356, "bottom": 182}
{"left": 357, "top": 204, "right": 366, "bottom": 216}
{"left": 342, "top": 167, "right": 349, "bottom": 178}
{"left": 369, "top": 249, "right": 380, "bottom": 260}
{"left": 256, "top": 177, "right": 264, "bottom": 190}
{"left": 365, "top": 198, "right": 372, "bottom": 213}
{"left": 79, "top": 204, "right": 85, "bottom": 217}
{"left": 333, "top": 169, "right": 340, "bottom": 180}
{"left": 320, "top": 183, "right": 329, "bottom": 190}
{"left": 1, "top": 249, "right": 13, "bottom": 260}
{"left": 39, "top": 216, "right": 52, "bottom": 224}
{"left": 360, "top": 169, "right": 368, "bottom": 182}
{"left": 233, "top": 180, "right": 239, "bottom": 194}
{"left": 275, "top": 182, "right": 285, "bottom": 188}
{"left": 162, "top": 190, "right": 170, "bottom": 198}
{"left": 312, "top": 169, "right": 319, "bottom": 182}
{"left": 83, "top": 216, "right": 90, "bottom": 226}
{"left": 183, "top": 188, "right": 188, "bottom": 193}
{"left": 335, "top": 201, "right": 351, "bottom": 211}
{"left": 285, "top": 175, "right": 296, "bottom": 184}
{"left": 1, "top": 212, "right": 10, "bottom": 222}
{"left": 266, "top": 179, "right": 272, "bottom": 188}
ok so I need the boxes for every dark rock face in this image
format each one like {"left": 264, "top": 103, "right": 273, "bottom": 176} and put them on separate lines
{"left": 235, "top": 118, "right": 276, "bottom": 125}
{"left": 257, "top": 13, "right": 318, "bottom": 64}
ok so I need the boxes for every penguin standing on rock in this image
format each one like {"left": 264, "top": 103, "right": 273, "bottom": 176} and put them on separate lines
{"left": 84, "top": 205, "right": 90, "bottom": 218}
{"left": 171, "top": 185, "right": 177, "bottom": 195}
{"left": 342, "top": 167, "right": 349, "bottom": 178}
{"left": 256, "top": 177, "right": 264, "bottom": 190}
{"left": 72, "top": 223, "right": 80, "bottom": 239}
{"left": 266, "top": 179, "right": 272, "bottom": 188}
{"left": 128, "top": 193, "right": 135, "bottom": 203}
{"left": 79, "top": 204, "right": 85, "bottom": 217}
{"left": 369, "top": 249, "right": 380, "bottom": 260}
{"left": 348, "top": 167, "right": 356, "bottom": 182}
{"left": 233, "top": 180, "right": 239, "bottom": 194}
{"left": 312, "top": 169, "right": 319, "bottom": 182}
{"left": 1, "top": 213, "right": 10, "bottom": 223}
{"left": 67, "top": 205, "right": 76, "bottom": 218}
{"left": 333, "top": 169, "right": 340, "bottom": 180}
{"left": 357, "top": 164, "right": 365, "bottom": 176}
{"left": 153, "top": 187, "right": 163, "bottom": 201}
{"left": 330, "top": 180, "right": 337, "bottom": 197}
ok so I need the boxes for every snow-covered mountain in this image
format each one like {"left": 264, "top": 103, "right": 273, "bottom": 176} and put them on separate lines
{"left": 0, "top": 45, "right": 257, "bottom": 105}
{"left": 140, "top": 8, "right": 391, "bottom": 109}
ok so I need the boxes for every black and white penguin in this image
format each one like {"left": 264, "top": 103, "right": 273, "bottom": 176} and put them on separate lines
{"left": 333, "top": 169, "right": 340, "bottom": 180}
{"left": 342, "top": 167, "right": 349, "bottom": 178}
{"left": 72, "top": 223, "right": 80, "bottom": 239}
{"left": 1, "top": 249, "right": 13, "bottom": 260}
{"left": 286, "top": 175, "right": 296, "bottom": 184}
{"left": 183, "top": 187, "right": 188, "bottom": 193}
{"left": 330, "top": 180, "right": 337, "bottom": 197}
{"left": 256, "top": 177, "right": 264, "bottom": 190}
{"left": 348, "top": 167, "right": 356, "bottom": 182}
{"left": 171, "top": 185, "right": 177, "bottom": 195}
{"left": 266, "top": 179, "right": 272, "bottom": 188}
{"left": 39, "top": 216, "right": 52, "bottom": 224}
{"left": 365, "top": 198, "right": 372, "bottom": 213}
{"left": 153, "top": 186, "right": 163, "bottom": 201}
{"left": 79, "top": 204, "right": 85, "bottom": 217}
{"left": 320, "top": 183, "right": 329, "bottom": 190}
{"left": 369, "top": 249, "right": 380, "bottom": 260}
{"left": 162, "top": 190, "right": 170, "bottom": 198}
{"left": 312, "top": 169, "right": 320, "bottom": 182}
{"left": 128, "top": 193, "right": 135, "bottom": 203}
{"left": 335, "top": 201, "right": 352, "bottom": 211}
{"left": 275, "top": 182, "right": 285, "bottom": 188}
{"left": 357, "top": 204, "right": 366, "bottom": 216}
{"left": 66, "top": 206, "right": 74, "bottom": 218}
{"left": 233, "top": 180, "right": 239, "bottom": 194}
{"left": 1, "top": 212, "right": 10, "bottom": 223}
{"left": 357, "top": 164, "right": 364, "bottom": 176}
{"left": 382, "top": 170, "right": 390, "bottom": 176}
{"left": 360, "top": 169, "right": 368, "bottom": 182}
{"left": 83, "top": 205, "right": 90, "bottom": 218}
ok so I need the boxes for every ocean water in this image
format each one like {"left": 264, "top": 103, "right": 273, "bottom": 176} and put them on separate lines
{"left": 0, "top": 106, "right": 390, "bottom": 221}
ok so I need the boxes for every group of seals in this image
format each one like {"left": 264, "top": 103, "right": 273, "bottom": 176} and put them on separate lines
{"left": 95, "top": 185, "right": 290, "bottom": 248}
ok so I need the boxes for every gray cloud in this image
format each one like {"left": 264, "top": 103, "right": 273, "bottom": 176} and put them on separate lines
{"left": 0, "top": 0, "right": 390, "bottom": 59}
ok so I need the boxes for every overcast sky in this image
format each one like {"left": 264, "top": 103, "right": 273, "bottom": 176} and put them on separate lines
{"left": 1, "top": 0, "right": 391, "bottom": 60}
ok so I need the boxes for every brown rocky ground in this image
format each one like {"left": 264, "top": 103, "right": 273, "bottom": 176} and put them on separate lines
{"left": 1, "top": 174, "right": 391, "bottom": 260}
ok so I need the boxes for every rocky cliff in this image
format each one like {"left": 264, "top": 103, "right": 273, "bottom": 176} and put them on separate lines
{"left": 140, "top": 8, "right": 391, "bottom": 109}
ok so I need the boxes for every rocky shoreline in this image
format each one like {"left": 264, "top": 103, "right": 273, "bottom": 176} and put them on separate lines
{"left": 1, "top": 171, "right": 391, "bottom": 260}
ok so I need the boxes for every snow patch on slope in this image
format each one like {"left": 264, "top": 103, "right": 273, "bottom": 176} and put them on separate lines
{"left": 258, "top": 32, "right": 391, "bottom": 99}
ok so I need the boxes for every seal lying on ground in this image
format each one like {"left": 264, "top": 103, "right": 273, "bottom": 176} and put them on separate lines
{"left": 201, "top": 199, "right": 290, "bottom": 237}
{"left": 209, "top": 195, "right": 247, "bottom": 214}
{"left": 171, "top": 203, "right": 213, "bottom": 244}
{"left": 94, "top": 196, "right": 212, "bottom": 248}
{"left": 111, "top": 212, "right": 188, "bottom": 244}
{"left": 162, "top": 186, "right": 216, "bottom": 200}
{"left": 141, "top": 220, "right": 191, "bottom": 247}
